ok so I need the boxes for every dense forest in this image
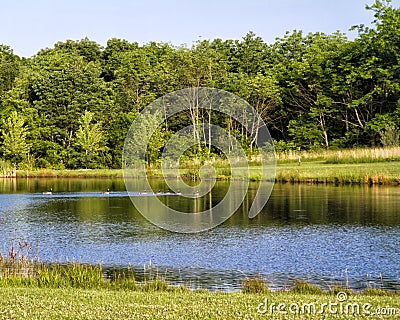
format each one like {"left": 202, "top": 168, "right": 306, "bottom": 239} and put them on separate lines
{"left": 0, "top": 0, "right": 399, "bottom": 170}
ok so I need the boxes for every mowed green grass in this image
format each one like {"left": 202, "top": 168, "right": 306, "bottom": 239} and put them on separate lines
{"left": 0, "top": 287, "right": 399, "bottom": 320}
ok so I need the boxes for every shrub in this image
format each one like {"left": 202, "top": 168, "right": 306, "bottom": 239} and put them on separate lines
{"left": 241, "top": 277, "right": 270, "bottom": 294}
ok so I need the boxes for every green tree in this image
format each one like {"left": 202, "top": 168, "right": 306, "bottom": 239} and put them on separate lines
{"left": 380, "top": 125, "right": 399, "bottom": 146}
{"left": 124, "top": 111, "right": 168, "bottom": 166}
{"left": 28, "top": 48, "right": 114, "bottom": 168}
{"left": 341, "top": 0, "right": 400, "bottom": 145}
{"left": 1, "top": 111, "right": 30, "bottom": 175}
{"left": 0, "top": 45, "right": 20, "bottom": 99}
{"left": 75, "top": 110, "right": 106, "bottom": 169}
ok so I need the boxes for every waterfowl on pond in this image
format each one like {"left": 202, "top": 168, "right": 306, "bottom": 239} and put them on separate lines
{"left": 102, "top": 189, "right": 110, "bottom": 195}
{"left": 42, "top": 188, "right": 52, "bottom": 195}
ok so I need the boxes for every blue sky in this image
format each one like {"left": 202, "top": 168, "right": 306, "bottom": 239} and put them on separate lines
{"left": 1, "top": 0, "right": 399, "bottom": 57}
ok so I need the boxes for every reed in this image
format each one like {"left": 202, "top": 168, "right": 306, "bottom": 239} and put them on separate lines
{"left": 275, "top": 161, "right": 400, "bottom": 185}
{"left": 0, "top": 241, "right": 39, "bottom": 280}
{"left": 0, "top": 244, "right": 176, "bottom": 292}
{"left": 35, "top": 263, "right": 105, "bottom": 289}
{"left": 290, "top": 280, "right": 324, "bottom": 295}
{"left": 277, "top": 146, "right": 400, "bottom": 164}
{"left": 15, "top": 169, "right": 124, "bottom": 178}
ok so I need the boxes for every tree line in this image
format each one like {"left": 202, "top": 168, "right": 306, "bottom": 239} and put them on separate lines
{"left": 0, "top": 0, "right": 399, "bottom": 170}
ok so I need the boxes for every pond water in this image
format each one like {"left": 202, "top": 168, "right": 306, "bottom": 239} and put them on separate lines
{"left": 0, "top": 177, "right": 399, "bottom": 291}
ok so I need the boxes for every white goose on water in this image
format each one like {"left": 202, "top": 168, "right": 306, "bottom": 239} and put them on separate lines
{"left": 42, "top": 188, "right": 52, "bottom": 195}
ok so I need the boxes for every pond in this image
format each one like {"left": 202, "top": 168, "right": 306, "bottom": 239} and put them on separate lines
{"left": 0, "top": 177, "right": 399, "bottom": 291}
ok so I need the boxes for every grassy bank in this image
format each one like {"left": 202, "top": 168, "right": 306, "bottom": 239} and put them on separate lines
{"left": 1, "top": 247, "right": 397, "bottom": 296}
{"left": 13, "top": 161, "right": 400, "bottom": 184}
{"left": 276, "top": 146, "right": 400, "bottom": 164}
{"left": 275, "top": 161, "right": 400, "bottom": 184}
{"left": 7, "top": 147, "right": 400, "bottom": 184}
{"left": 0, "top": 286, "right": 399, "bottom": 319}
{"left": 1, "top": 245, "right": 399, "bottom": 319}
{"left": 16, "top": 168, "right": 124, "bottom": 178}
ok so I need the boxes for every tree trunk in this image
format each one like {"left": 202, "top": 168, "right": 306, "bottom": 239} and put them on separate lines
{"left": 12, "top": 155, "right": 16, "bottom": 177}
{"left": 319, "top": 114, "right": 329, "bottom": 149}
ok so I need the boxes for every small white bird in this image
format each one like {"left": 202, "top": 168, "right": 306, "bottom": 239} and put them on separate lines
{"left": 102, "top": 188, "right": 110, "bottom": 195}
{"left": 42, "top": 188, "right": 52, "bottom": 195}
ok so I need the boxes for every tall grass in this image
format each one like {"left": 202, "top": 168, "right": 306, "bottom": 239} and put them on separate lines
{"left": 277, "top": 146, "right": 400, "bottom": 164}
{"left": 0, "top": 243, "right": 176, "bottom": 292}
{"left": 275, "top": 161, "right": 400, "bottom": 184}
{"left": 290, "top": 280, "right": 324, "bottom": 295}
{"left": 13, "top": 168, "right": 124, "bottom": 178}
{"left": 36, "top": 263, "right": 104, "bottom": 289}
{"left": 0, "top": 241, "right": 39, "bottom": 279}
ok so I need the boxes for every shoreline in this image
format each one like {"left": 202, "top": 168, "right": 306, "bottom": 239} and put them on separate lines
{"left": 1, "top": 261, "right": 398, "bottom": 295}
{"left": 2, "top": 160, "right": 399, "bottom": 185}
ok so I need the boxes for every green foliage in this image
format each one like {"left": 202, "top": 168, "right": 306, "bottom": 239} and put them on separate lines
{"left": 75, "top": 110, "right": 107, "bottom": 169}
{"left": 124, "top": 110, "right": 168, "bottom": 166}
{"left": 380, "top": 126, "right": 400, "bottom": 147}
{"left": 1, "top": 1, "right": 400, "bottom": 168}
{"left": 1, "top": 111, "right": 31, "bottom": 173}
{"left": 288, "top": 118, "right": 323, "bottom": 150}
{"left": 0, "top": 45, "right": 20, "bottom": 98}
